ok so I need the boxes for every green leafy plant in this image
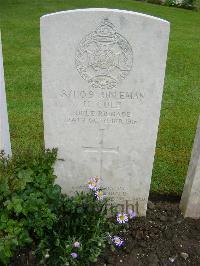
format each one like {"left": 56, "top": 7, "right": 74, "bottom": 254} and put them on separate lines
{"left": 36, "top": 189, "right": 121, "bottom": 265}
{"left": 0, "top": 149, "right": 61, "bottom": 265}
{"left": 164, "top": 0, "right": 197, "bottom": 9}
{"left": 0, "top": 151, "right": 135, "bottom": 265}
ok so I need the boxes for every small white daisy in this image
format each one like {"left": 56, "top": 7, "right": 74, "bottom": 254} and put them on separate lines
{"left": 128, "top": 209, "right": 137, "bottom": 219}
{"left": 116, "top": 212, "right": 128, "bottom": 224}
{"left": 87, "top": 178, "right": 98, "bottom": 191}
{"left": 71, "top": 252, "right": 78, "bottom": 258}
{"left": 95, "top": 190, "right": 106, "bottom": 200}
{"left": 112, "top": 236, "right": 124, "bottom": 247}
{"left": 73, "top": 241, "right": 81, "bottom": 248}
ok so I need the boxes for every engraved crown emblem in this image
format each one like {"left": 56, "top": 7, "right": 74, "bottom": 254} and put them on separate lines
{"left": 75, "top": 18, "right": 133, "bottom": 89}
{"left": 95, "top": 18, "right": 115, "bottom": 37}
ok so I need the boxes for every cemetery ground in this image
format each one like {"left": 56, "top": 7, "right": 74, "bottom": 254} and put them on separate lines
{"left": 0, "top": 1, "right": 200, "bottom": 266}
{"left": 10, "top": 199, "right": 200, "bottom": 266}
{"left": 97, "top": 200, "right": 200, "bottom": 266}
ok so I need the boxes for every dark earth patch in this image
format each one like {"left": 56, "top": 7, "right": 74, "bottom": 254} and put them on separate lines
{"left": 97, "top": 200, "right": 200, "bottom": 266}
{"left": 10, "top": 200, "right": 200, "bottom": 266}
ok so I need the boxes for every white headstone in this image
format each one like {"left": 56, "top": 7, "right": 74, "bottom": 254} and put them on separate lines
{"left": 0, "top": 31, "right": 12, "bottom": 156}
{"left": 41, "top": 9, "right": 170, "bottom": 216}
{"left": 180, "top": 116, "right": 200, "bottom": 218}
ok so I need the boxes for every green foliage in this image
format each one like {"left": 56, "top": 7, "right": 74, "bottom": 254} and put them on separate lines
{"left": 195, "top": 0, "right": 200, "bottom": 9}
{"left": 0, "top": 151, "right": 123, "bottom": 265}
{"left": 36, "top": 190, "right": 120, "bottom": 266}
{"left": 164, "top": 0, "right": 177, "bottom": 7}
{"left": 164, "top": 0, "right": 197, "bottom": 9}
{"left": 146, "top": 0, "right": 163, "bottom": 6}
{"left": 0, "top": 149, "right": 61, "bottom": 265}
{"left": 145, "top": 0, "right": 197, "bottom": 10}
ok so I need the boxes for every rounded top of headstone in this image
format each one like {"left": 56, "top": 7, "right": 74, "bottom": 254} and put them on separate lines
{"left": 40, "top": 8, "right": 170, "bottom": 26}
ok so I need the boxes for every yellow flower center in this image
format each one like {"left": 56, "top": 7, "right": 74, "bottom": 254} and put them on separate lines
{"left": 98, "top": 191, "right": 103, "bottom": 197}
{"left": 88, "top": 180, "right": 96, "bottom": 187}
{"left": 119, "top": 215, "right": 125, "bottom": 220}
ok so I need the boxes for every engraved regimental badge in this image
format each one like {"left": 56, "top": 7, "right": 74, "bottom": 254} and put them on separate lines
{"left": 75, "top": 18, "right": 133, "bottom": 89}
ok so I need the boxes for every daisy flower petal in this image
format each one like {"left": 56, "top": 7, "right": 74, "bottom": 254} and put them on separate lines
{"left": 71, "top": 252, "right": 78, "bottom": 258}
{"left": 87, "top": 178, "right": 98, "bottom": 191}
{"left": 116, "top": 213, "right": 128, "bottom": 224}
{"left": 95, "top": 190, "right": 106, "bottom": 200}
{"left": 73, "top": 241, "right": 81, "bottom": 248}
{"left": 112, "top": 236, "right": 124, "bottom": 247}
{"left": 128, "top": 209, "right": 137, "bottom": 219}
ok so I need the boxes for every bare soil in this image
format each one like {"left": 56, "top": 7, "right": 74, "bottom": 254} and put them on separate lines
{"left": 10, "top": 199, "right": 200, "bottom": 266}
{"left": 97, "top": 200, "right": 200, "bottom": 266}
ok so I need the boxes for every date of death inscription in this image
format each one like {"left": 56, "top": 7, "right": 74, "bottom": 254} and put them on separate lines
{"left": 60, "top": 88, "right": 144, "bottom": 126}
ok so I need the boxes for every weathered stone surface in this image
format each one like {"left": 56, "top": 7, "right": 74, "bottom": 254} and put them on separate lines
{"left": 0, "top": 31, "right": 11, "bottom": 156}
{"left": 180, "top": 116, "right": 200, "bottom": 218}
{"left": 41, "top": 8, "right": 170, "bottom": 216}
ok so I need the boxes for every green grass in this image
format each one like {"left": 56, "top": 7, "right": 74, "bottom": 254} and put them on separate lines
{"left": 0, "top": 0, "right": 200, "bottom": 195}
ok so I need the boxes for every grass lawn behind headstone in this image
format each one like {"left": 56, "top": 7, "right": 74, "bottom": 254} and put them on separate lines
{"left": 0, "top": 0, "right": 200, "bottom": 195}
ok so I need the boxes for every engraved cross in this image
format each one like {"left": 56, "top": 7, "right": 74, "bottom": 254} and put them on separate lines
{"left": 82, "top": 129, "right": 119, "bottom": 178}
